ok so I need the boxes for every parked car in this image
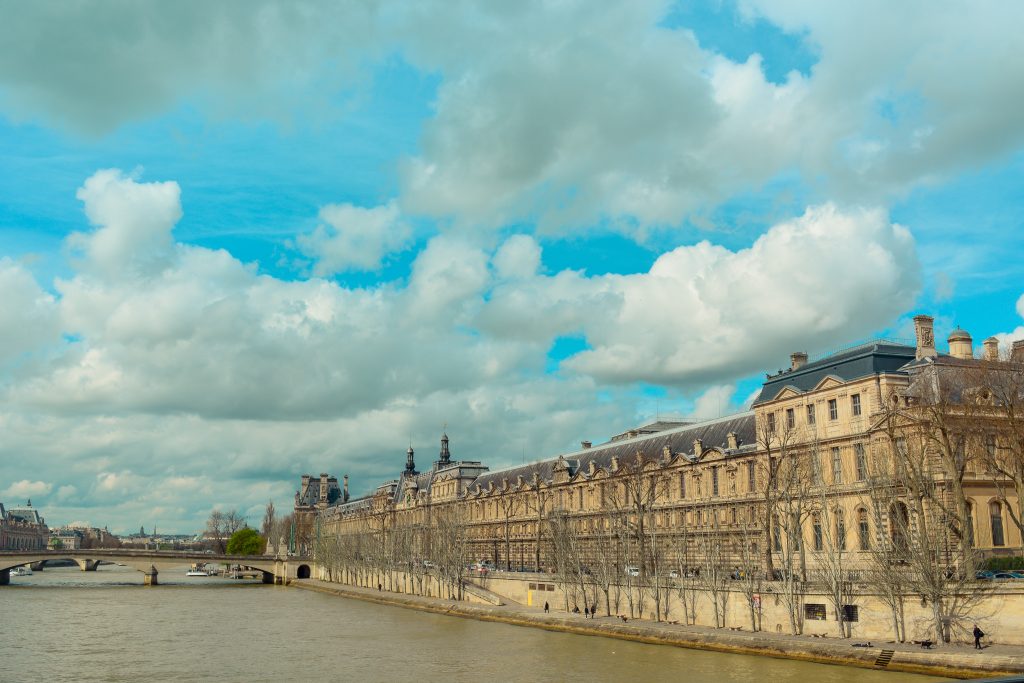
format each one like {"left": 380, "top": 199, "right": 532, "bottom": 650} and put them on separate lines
{"left": 668, "top": 569, "right": 680, "bottom": 579}
{"left": 975, "top": 570, "right": 995, "bottom": 580}
{"left": 624, "top": 565, "right": 640, "bottom": 577}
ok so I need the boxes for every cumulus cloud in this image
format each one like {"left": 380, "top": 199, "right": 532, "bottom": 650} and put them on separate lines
{"left": 483, "top": 204, "right": 920, "bottom": 385}
{"left": 296, "top": 201, "right": 413, "bottom": 274}
{"left": 0, "top": 170, "right": 924, "bottom": 531}
{"left": 1, "top": 480, "right": 52, "bottom": 500}
{"left": 0, "top": 258, "right": 60, "bottom": 369}
{"left": 0, "top": 1, "right": 382, "bottom": 134}
{"left": 2, "top": 3, "right": 1021, "bottom": 235}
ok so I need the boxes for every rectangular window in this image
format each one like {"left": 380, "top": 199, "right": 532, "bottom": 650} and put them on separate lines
{"left": 805, "top": 603, "right": 827, "bottom": 621}
{"left": 747, "top": 461, "right": 755, "bottom": 492}
{"left": 828, "top": 399, "right": 838, "bottom": 421}
{"left": 855, "top": 444, "right": 867, "bottom": 481}
{"left": 786, "top": 408, "right": 795, "bottom": 430}
{"left": 811, "top": 453, "right": 822, "bottom": 485}
{"left": 831, "top": 447, "right": 843, "bottom": 484}
{"left": 807, "top": 404, "right": 816, "bottom": 425}
{"left": 712, "top": 467, "right": 720, "bottom": 496}
{"left": 813, "top": 516, "right": 823, "bottom": 550}
{"left": 679, "top": 472, "right": 686, "bottom": 499}
{"left": 851, "top": 393, "right": 861, "bottom": 417}
{"left": 766, "top": 412, "right": 776, "bottom": 434}
{"left": 842, "top": 605, "right": 860, "bottom": 622}
{"left": 986, "top": 434, "right": 997, "bottom": 459}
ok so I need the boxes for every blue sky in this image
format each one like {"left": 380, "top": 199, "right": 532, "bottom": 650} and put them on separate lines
{"left": 1, "top": 0, "right": 1022, "bottom": 533}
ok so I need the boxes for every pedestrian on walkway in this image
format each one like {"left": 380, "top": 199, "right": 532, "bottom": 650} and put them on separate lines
{"left": 544, "top": 601, "right": 549, "bottom": 613}
{"left": 584, "top": 606, "right": 589, "bottom": 618}
{"left": 973, "top": 624, "right": 985, "bottom": 649}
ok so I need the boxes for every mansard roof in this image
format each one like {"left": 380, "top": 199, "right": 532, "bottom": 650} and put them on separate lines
{"left": 753, "top": 341, "right": 917, "bottom": 406}
{"left": 471, "top": 412, "right": 756, "bottom": 490}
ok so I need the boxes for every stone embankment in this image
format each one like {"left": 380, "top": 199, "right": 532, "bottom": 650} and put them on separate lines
{"left": 291, "top": 579, "right": 1024, "bottom": 680}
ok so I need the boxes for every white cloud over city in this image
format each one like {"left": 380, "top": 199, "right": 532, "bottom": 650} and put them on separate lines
{"left": 0, "top": 1, "right": 1021, "bottom": 532}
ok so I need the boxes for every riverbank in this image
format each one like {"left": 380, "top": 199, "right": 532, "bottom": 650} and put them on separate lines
{"left": 291, "top": 579, "right": 1024, "bottom": 680}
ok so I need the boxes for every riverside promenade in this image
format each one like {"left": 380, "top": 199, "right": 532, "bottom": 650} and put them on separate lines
{"left": 292, "top": 578, "right": 1024, "bottom": 680}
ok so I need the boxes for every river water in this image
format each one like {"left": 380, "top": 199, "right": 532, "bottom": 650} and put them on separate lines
{"left": 1, "top": 565, "right": 944, "bottom": 683}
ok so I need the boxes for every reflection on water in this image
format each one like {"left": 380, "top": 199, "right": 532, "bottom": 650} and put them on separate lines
{"left": 1, "top": 565, "right": 944, "bottom": 683}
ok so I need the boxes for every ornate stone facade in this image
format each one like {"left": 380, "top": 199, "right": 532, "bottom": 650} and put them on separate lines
{"left": 307, "top": 315, "right": 1024, "bottom": 576}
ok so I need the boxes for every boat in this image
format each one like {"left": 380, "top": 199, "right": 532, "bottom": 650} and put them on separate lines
{"left": 11, "top": 566, "right": 32, "bottom": 576}
{"left": 186, "top": 563, "right": 215, "bottom": 577}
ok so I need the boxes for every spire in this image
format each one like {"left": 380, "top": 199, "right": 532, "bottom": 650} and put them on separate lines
{"left": 405, "top": 444, "right": 417, "bottom": 474}
{"left": 439, "top": 430, "right": 451, "bottom": 465}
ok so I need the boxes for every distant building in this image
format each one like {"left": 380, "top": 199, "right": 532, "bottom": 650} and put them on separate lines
{"left": 0, "top": 500, "right": 49, "bottom": 550}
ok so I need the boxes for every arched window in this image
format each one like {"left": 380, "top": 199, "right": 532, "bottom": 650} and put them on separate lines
{"left": 858, "top": 509, "right": 870, "bottom": 550}
{"left": 890, "top": 502, "right": 910, "bottom": 550}
{"left": 990, "top": 501, "right": 1005, "bottom": 547}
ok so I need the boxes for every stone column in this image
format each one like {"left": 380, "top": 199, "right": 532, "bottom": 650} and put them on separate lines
{"left": 142, "top": 566, "right": 159, "bottom": 586}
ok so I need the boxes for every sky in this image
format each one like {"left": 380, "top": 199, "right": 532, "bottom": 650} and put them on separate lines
{"left": 1, "top": 1, "right": 1023, "bottom": 534}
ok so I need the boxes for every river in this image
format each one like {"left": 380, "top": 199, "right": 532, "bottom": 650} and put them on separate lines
{"left": 0, "top": 565, "right": 944, "bottom": 683}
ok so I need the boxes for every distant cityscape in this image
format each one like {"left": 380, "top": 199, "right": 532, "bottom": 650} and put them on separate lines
{"left": 0, "top": 500, "right": 214, "bottom": 552}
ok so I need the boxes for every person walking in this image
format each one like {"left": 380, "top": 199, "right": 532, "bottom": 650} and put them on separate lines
{"left": 584, "top": 606, "right": 589, "bottom": 618}
{"left": 544, "top": 601, "right": 549, "bottom": 614}
{"left": 973, "top": 624, "right": 985, "bottom": 649}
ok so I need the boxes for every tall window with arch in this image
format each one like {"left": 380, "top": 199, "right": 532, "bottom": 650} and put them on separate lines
{"left": 857, "top": 508, "right": 870, "bottom": 550}
{"left": 990, "top": 501, "right": 1005, "bottom": 547}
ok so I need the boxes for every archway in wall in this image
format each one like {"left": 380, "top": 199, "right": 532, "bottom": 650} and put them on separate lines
{"left": 296, "top": 564, "right": 311, "bottom": 579}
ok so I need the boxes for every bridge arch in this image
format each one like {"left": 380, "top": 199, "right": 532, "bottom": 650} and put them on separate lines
{"left": 296, "top": 564, "right": 311, "bottom": 579}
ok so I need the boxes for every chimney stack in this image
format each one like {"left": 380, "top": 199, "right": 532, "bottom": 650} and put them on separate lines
{"left": 983, "top": 336, "right": 1000, "bottom": 361}
{"left": 790, "top": 352, "right": 808, "bottom": 370}
{"left": 727, "top": 432, "right": 739, "bottom": 450}
{"left": 914, "top": 315, "right": 937, "bottom": 360}
{"left": 319, "top": 473, "right": 329, "bottom": 502}
{"left": 693, "top": 438, "right": 704, "bottom": 458}
{"left": 580, "top": 440, "right": 592, "bottom": 449}
{"left": 343, "top": 474, "right": 349, "bottom": 502}
{"left": 1012, "top": 340, "right": 1024, "bottom": 363}
{"left": 947, "top": 328, "right": 973, "bottom": 360}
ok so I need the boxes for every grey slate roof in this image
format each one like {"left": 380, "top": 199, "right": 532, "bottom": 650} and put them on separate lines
{"left": 470, "top": 412, "right": 756, "bottom": 490}
{"left": 752, "top": 341, "right": 918, "bottom": 406}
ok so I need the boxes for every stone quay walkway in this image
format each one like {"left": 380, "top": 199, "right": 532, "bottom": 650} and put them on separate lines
{"left": 291, "top": 578, "right": 1024, "bottom": 680}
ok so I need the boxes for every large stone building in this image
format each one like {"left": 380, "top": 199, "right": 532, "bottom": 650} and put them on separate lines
{"left": 0, "top": 500, "right": 50, "bottom": 550}
{"left": 307, "top": 315, "right": 1024, "bottom": 577}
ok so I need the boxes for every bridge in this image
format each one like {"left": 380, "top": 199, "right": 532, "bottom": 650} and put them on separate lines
{"left": 0, "top": 549, "right": 312, "bottom": 586}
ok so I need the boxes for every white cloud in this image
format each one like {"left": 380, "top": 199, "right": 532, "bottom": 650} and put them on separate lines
{"left": 296, "top": 201, "right": 413, "bottom": 274}
{"left": 3, "top": 3, "right": 1021, "bottom": 235}
{"left": 2, "top": 480, "right": 52, "bottom": 500}
{"left": 0, "top": 258, "right": 60, "bottom": 369}
{"left": 483, "top": 204, "right": 920, "bottom": 385}
{"left": 0, "top": 172, "right": 923, "bottom": 532}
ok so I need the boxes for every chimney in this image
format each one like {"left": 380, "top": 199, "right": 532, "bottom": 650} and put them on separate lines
{"left": 588, "top": 461, "right": 596, "bottom": 476}
{"left": 983, "top": 336, "right": 1000, "bottom": 361}
{"left": 610, "top": 455, "right": 619, "bottom": 472}
{"left": 319, "top": 473, "right": 328, "bottom": 502}
{"left": 343, "top": 474, "right": 349, "bottom": 502}
{"left": 693, "top": 438, "right": 704, "bottom": 458}
{"left": 301, "top": 474, "right": 311, "bottom": 494}
{"left": 790, "top": 352, "right": 808, "bottom": 370}
{"left": 581, "top": 440, "right": 592, "bottom": 449}
{"left": 913, "top": 315, "right": 937, "bottom": 360}
{"left": 947, "top": 328, "right": 973, "bottom": 360}
{"left": 727, "top": 432, "right": 739, "bottom": 450}
{"left": 662, "top": 445, "right": 672, "bottom": 462}
{"left": 1012, "top": 340, "right": 1024, "bottom": 363}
